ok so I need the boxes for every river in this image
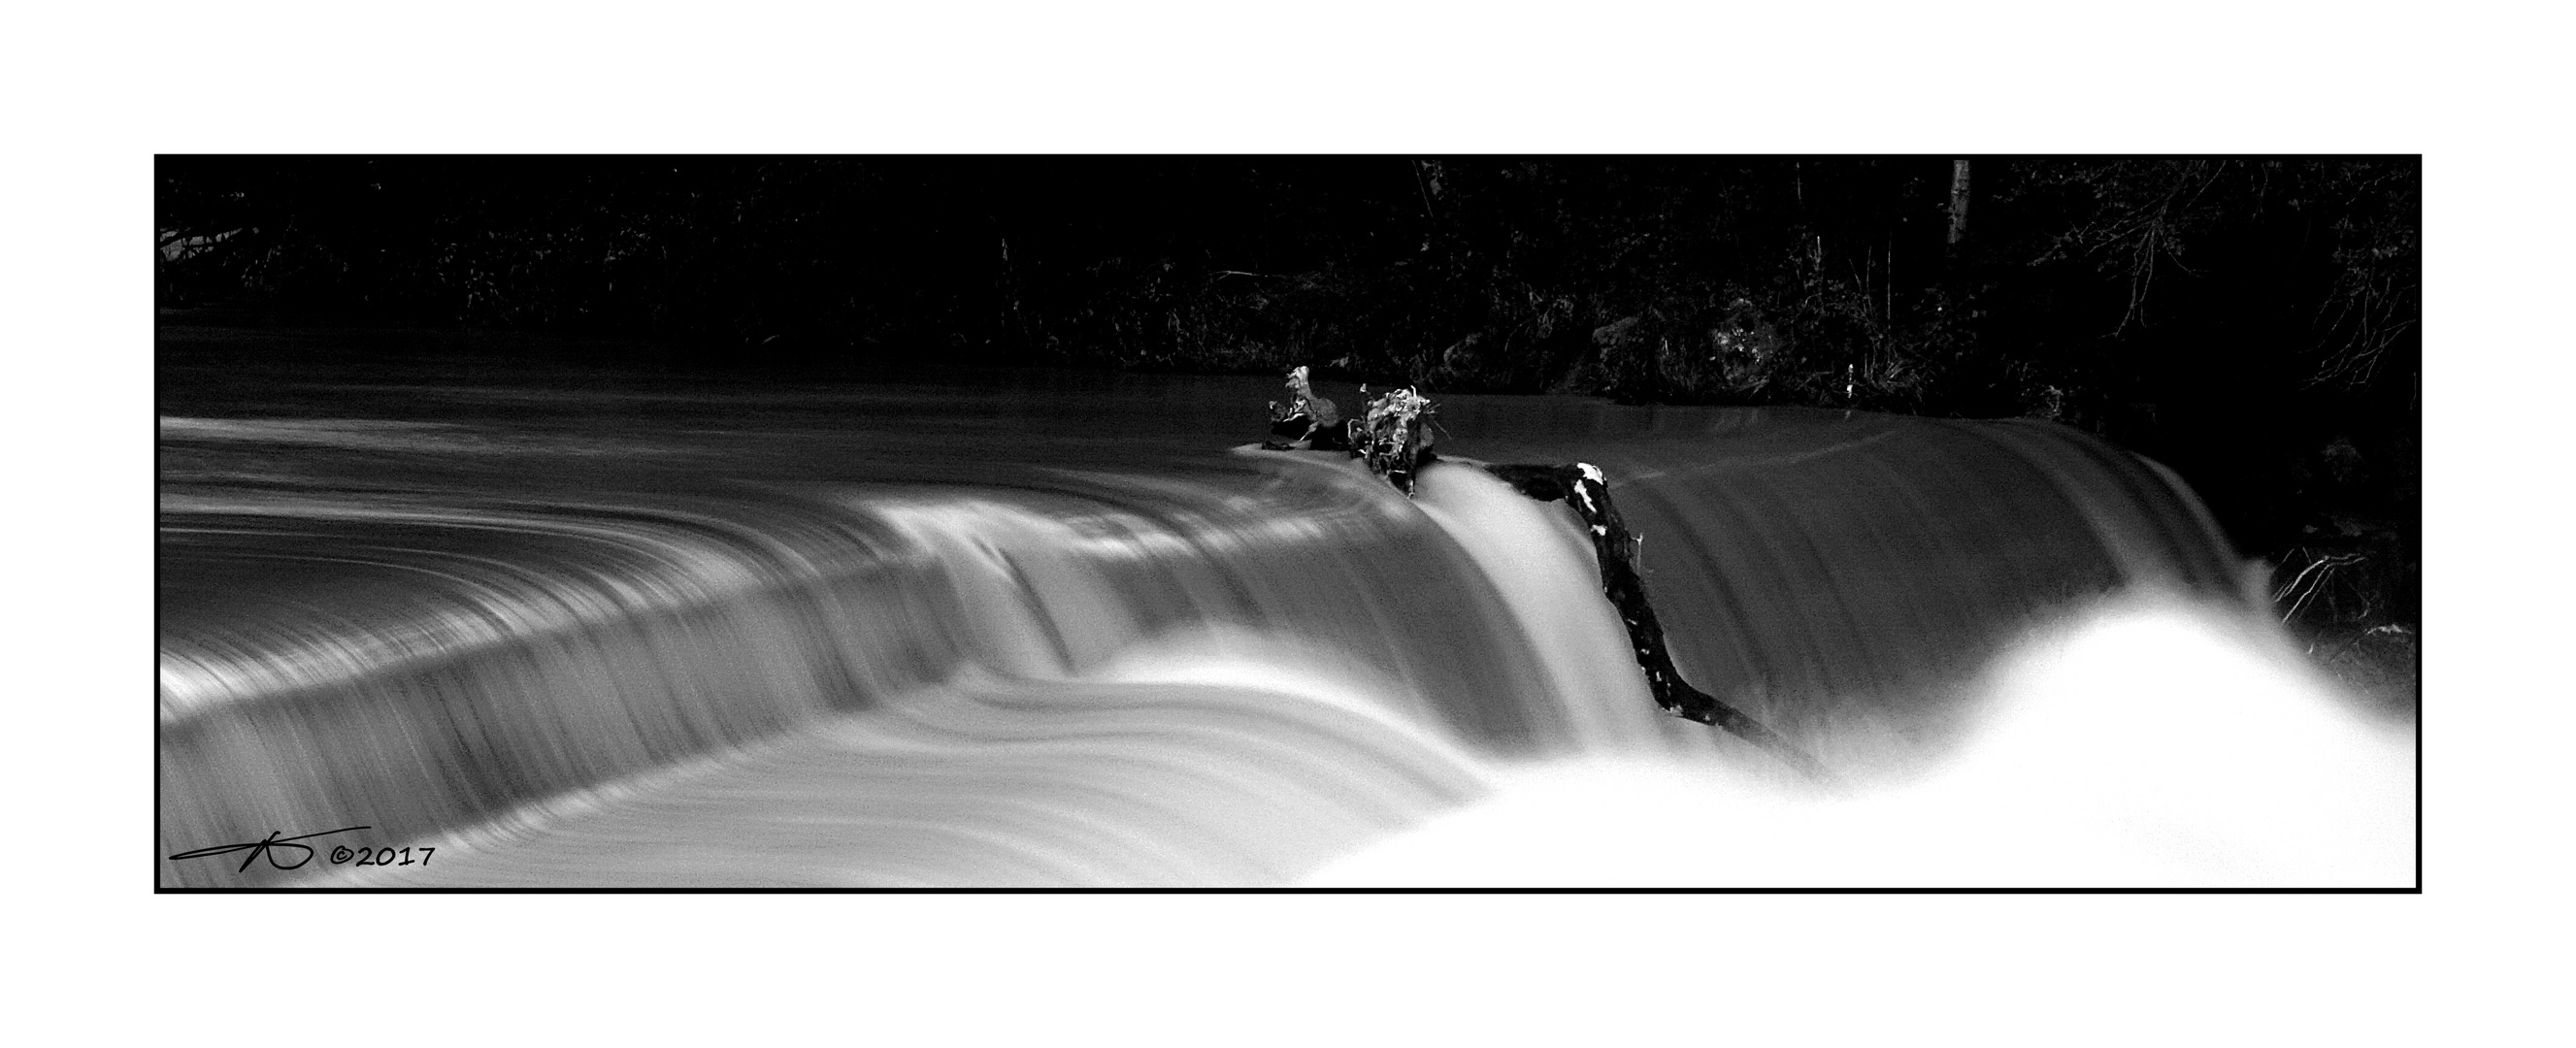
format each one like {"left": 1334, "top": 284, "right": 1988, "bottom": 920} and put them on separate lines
{"left": 156, "top": 324, "right": 2414, "bottom": 887}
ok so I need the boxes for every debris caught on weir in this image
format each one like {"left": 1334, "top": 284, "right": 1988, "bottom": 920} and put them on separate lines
{"left": 1255, "top": 366, "right": 1828, "bottom": 780}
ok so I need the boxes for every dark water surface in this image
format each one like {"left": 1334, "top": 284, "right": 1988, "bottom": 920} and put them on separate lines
{"left": 157, "top": 326, "right": 2406, "bottom": 888}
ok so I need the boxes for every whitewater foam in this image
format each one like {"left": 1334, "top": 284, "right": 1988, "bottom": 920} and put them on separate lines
{"left": 1304, "top": 595, "right": 2414, "bottom": 887}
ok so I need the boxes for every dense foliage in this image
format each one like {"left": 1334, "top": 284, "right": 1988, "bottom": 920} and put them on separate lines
{"left": 156, "top": 156, "right": 2420, "bottom": 647}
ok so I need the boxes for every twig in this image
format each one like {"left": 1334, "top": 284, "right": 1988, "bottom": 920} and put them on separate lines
{"left": 2276, "top": 552, "right": 2364, "bottom": 624}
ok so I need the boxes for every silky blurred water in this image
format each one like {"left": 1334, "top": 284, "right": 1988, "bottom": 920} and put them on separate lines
{"left": 156, "top": 328, "right": 2412, "bottom": 887}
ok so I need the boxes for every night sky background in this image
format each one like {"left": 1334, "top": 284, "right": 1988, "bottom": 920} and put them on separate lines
{"left": 155, "top": 155, "right": 2421, "bottom": 647}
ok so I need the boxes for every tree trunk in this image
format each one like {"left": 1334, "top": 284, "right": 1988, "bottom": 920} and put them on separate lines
{"left": 1947, "top": 159, "right": 1972, "bottom": 246}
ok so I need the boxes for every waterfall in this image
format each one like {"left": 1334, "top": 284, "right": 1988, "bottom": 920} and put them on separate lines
{"left": 157, "top": 370, "right": 2410, "bottom": 888}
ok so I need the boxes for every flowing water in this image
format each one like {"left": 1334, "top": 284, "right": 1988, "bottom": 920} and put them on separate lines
{"left": 156, "top": 327, "right": 2415, "bottom": 888}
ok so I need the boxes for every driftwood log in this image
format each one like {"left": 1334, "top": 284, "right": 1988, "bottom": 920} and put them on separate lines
{"left": 1474, "top": 460, "right": 1828, "bottom": 780}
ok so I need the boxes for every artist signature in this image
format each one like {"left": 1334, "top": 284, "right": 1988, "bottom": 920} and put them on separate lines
{"left": 168, "top": 826, "right": 422, "bottom": 873}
